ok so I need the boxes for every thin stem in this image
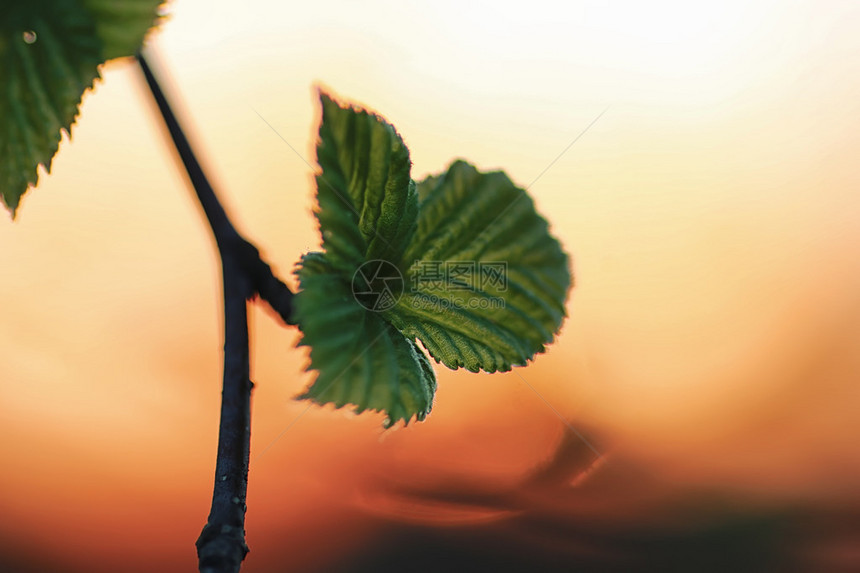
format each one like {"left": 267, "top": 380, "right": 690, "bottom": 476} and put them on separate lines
{"left": 197, "top": 253, "right": 253, "bottom": 573}
{"left": 137, "top": 51, "right": 295, "bottom": 573}
{"left": 137, "top": 53, "right": 295, "bottom": 326}
{"left": 137, "top": 53, "right": 238, "bottom": 250}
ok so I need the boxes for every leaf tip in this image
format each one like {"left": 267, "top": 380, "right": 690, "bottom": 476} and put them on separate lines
{"left": 2, "top": 188, "right": 24, "bottom": 220}
{"left": 313, "top": 83, "right": 340, "bottom": 111}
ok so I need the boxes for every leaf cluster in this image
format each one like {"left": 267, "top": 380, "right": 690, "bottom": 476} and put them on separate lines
{"left": 0, "top": 0, "right": 163, "bottom": 215}
{"left": 294, "top": 93, "right": 571, "bottom": 426}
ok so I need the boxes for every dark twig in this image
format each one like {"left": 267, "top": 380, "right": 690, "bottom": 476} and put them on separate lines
{"left": 137, "top": 52, "right": 295, "bottom": 325}
{"left": 137, "top": 51, "right": 295, "bottom": 573}
{"left": 137, "top": 54, "right": 237, "bottom": 249}
{"left": 195, "top": 253, "right": 253, "bottom": 573}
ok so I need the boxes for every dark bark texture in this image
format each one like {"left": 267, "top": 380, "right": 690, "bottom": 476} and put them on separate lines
{"left": 138, "top": 51, "right": 294, "bottom": 573}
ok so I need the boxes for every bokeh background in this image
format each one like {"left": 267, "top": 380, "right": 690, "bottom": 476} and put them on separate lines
{"left": 2, "top": 0, "right": 860, "bottom": 571}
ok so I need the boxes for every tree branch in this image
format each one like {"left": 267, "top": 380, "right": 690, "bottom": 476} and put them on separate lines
{"left": 137, "top": 50, "right": 295, "bottom": 573}
{"left": 137, "top": 52, "right": 295, "bottom": 325}
{"left": 196, "top": 253, "right": 253, "bottom": 573}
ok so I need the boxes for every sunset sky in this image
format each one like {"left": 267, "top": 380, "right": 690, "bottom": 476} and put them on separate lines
{"left": 2, "top": 1, "right": 860, "bottom": 570}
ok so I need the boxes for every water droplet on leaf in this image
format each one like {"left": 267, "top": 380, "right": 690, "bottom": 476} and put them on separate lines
{"left": 22, "top": 31, "right": 37, "bottom": 44}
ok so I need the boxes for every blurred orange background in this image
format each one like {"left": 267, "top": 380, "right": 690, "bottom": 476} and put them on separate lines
{"left": 2, "top": 0, "right": 860, "bottom": 571}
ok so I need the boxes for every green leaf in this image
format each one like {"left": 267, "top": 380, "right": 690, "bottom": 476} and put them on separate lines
{"left": 0, "top": 0, "right": 163, "bottom": 216}
{"left": 315, "top": 91, "right": 418, "bottom": 266}
{"left": 387, "top": 160, "right": 571, "bottom": 373}
{"left": 294, "top": 252, "right": 435, "bottom": 427}
{"left": 294, "top": 92, "right": 435, "bottom": 425}
{"left": 82, "top": 0, "right": 165, "bottom": 60}
{"left": 294, "top": 93, "right": 570, "bottom": 426}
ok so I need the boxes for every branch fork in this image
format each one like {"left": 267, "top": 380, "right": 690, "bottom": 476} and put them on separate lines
{"left": 138, "top": 51, "right": 294, "bottom": 573}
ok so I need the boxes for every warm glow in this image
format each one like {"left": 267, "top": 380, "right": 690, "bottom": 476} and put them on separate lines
{"left": 2, "top": 0, "right": 860, "bottom": 570}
